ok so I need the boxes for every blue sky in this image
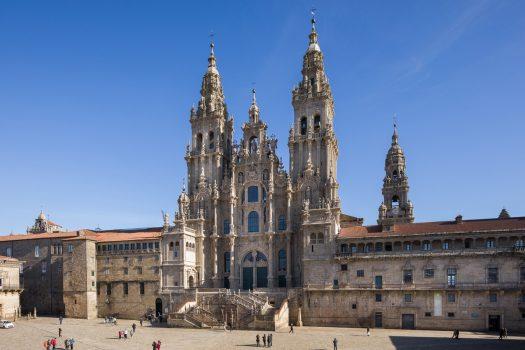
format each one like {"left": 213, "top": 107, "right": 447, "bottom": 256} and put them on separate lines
{"left": 1, "top": 0, "right": 524, "bottom": 233}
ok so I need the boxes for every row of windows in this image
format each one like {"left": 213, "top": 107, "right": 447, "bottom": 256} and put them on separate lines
{"left": 337, "top": 266, "right": 517, "bottom": 286}
{"left": 223, "top": 250, "right": 287, "bottom": 272}
{"left": 223, "top": 215, "right": 286, "bottom": 234}
{"left": 168, "top": 241, "right": 195, "bottom": 250}
{"left": 101, "top": 266, "right": 158, "bottom": 275}
{"left": 98, "top": 241, "right": 159, "bottom": 253}
{"left": 341, "top": 239, "right": 524, "bottom": 253}
{"left": 98, "top": 281, "right": 146, "bottom": 296}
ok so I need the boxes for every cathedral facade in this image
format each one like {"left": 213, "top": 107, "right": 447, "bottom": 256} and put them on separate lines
{"left": 160, "top": 18, "right": 340, "bottom": 293}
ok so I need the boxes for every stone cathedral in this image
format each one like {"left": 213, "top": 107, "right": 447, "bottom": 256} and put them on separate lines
{"left": 1, "top": 18, "right": 524, "bottom": 332}
{"left": 160, "top": 18, "right": 341, "bottom": 293}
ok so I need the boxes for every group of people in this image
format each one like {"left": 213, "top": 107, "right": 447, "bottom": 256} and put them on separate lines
{"left": 118, "top": 322, "right": 138, "bottom": 339}
{"left": 43, "top": 337, "right": 76, "bottom": 350}
{"left": 151, "top": 340, "right": 162, "bottom": 349}
{"left": 104, "top": 316, "right": 118, "bottom": 325}
{"left": 255, "top": 333, "right": 273, "bottom": 347}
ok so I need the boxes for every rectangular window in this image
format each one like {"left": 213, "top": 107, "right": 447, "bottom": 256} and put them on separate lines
{"left": 104, "top": 268, "right": 109, "bottom": 275}
{"left": 447, "top": 312, "right": 455, "bottom": 318}
{"left": 124, "top": 243, "right": 129, "bottom": 250}
{"left": 375, "top": 275, "right": 383, "bottom": 289}
{"left": 486, "top": 240, "right": 495, "bottom": 248}
{"left": 223, "top": 219, "right": 230, "bottom": 234}
{"left": 375, "top": 293, "right": 382, "bottom": 302}
{"left": 422, "top": 242, "right": 432, "bottom": 251}
{"left": 447, "top": 292, "right": 456, "bottom": 303}
{"left": 123, "top": 268, "right": 128, "bottom": 275}
{"left": 447, "top": 268, "right": 457, "bottom": 287}
{"left": 118, "top": 244, "right": 123, "bottom": 250}
{"left": 41, "top": 261, "right": 47, "bottom": 274}
{"left": 404, "top": 243, "right": 412, "bottom": 251}
{"left": 6, "top": 247, "right": 12, "bottom": 257}
{"left": 148, "top": 242, "right": 153, "bottom": 250}
{"left": 357, "top": 270, "right": 364, "bottom": 277}
{"left": 487, "top": 267, "right": 498, "bottom": 283}
{"left": 442, "top": 242, "right": 450, "bottom": 250}
{"left": 123, "top": 282, "right": 128, "bottom": 295}
{"left": 124, "top": 256, "right": 128, "bottom": 263}
{"left": 68, "top": 244, "right": 74, "bottom": 253}
{"left": 425, "top": 312, "right": 432, "bottom": 317}
{"left": 403, "top": 270, "right": 413, "bottom": 284}
{"left": 333, "top": 279, "right": 339, "bottom": 288}
{"left": 404, "top": 294, "right": 412, "bottom": 303}
{"left": 155, "top": 242, "right": 159, "bottom": 249}
{"left": 34, "top": 245, "right": 40, "bottom": 257}
{"left": 424, "top": 269, "right": 434, "bottom": 278}
{"left": 107, "top": 284, "right": 112, "bottom": 295}
{"left": 91, "top": 270, "right": 95, "bottom": 277}
{"left": 489, "top": 293, "right": 498, "bottom": 303}
{"left": 341, "top": 264, "right": 348, "bottom": 271}
{"left": 140, "top": 282, "right": 145, "bottom": 295}
{"left": 247, "top": 186, "right": 259, "bottom": 202}
{"left": 130, "top": 243, "right": 135, "bottom": 250}
{"left": 142, "top": 243, "right": 147, "bottom": 250}
{"left": 137, "top": 267, "right": 143, "bottom": 275}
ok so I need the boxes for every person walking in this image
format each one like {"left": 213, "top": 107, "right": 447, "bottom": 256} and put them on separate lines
{"left": 132, "top": 323, "right": 137, "bottom": 332}
{"left": 268, "top": 333, "right": 272, "bottom": 347}
{"left": 58, "top": 328, "right": 62, "bottom": 337}
{"left": 262, "top": 334, "right": 266, "bottom": 347}
{"left": 124, "top": 329, "right": 128, "bottom": 339}
{"left": 333, "top": 337, "right": 338, "bottom": 350}
{"left": 367, "top": 327, "right": 370, "bottom": 336}
{"left": 140, "top": 318, "right": 143, "bottom": 326}
{"left": 70, "top": 338, "right": 75, "bottom": 350}
{"left": 156, "top": 340, "right": 162, "bottom": 349}
{"left": 51, "top": 338, "right": 57, "bottom": 350}
{"left": 152, "top": 341, "right": 157, "bottom": 350}
{"left": 59, "top": 316, "right": 63, "bottom": 325}
{"left": 256, "top": 334, "right": 260, "bottom": 347}
{"left": 289, "top": 324, "right": 294, "bottom": 334}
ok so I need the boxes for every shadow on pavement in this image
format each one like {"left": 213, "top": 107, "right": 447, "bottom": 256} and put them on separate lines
{"left": 389, "top": 336, "right": 525, "bottom": 350}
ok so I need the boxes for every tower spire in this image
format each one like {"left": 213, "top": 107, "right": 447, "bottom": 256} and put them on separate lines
{"left": 248, "top": 88, "right": 260, "bottom": 123}
{"left": 378, "top": 120, "right": 414, "bottom": 228}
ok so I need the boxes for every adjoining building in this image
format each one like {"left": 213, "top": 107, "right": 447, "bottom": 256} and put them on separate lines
{"left": 0, "top": 255, "right": 22, "bottom": 320}
{"left": 0, "top": 17, "right": 524, "bottom": 331}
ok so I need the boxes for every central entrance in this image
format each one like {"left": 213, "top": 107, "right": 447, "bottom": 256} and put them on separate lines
{"left": 242, "top": 251, "right": 268, "bottom": 290}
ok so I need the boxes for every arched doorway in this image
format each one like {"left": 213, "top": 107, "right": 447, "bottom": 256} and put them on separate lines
{"left": 242, "top": 251, "right": 268, "bottom": 290}
{"left": 188, "top": 275, "right": 194, "bottom": 288}
{"left": 155, "top": 298, "right": 163, "bottom": 317}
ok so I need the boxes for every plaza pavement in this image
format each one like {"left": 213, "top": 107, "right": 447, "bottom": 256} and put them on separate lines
{"left": 1, "top": 317, "right": 524, "bottom": 350}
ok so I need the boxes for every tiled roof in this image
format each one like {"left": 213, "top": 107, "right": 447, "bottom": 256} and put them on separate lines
{"left": 76, "top": 230, "right": 161, "bottom": 243}
{"left": 0, "top": 227, "right": 162, "bottom": 243}
{"left": 339, "top": 217, "right": 525, "bottom": 239}
{"left": 0, "top": 231, "right": 80, "bottom": 242}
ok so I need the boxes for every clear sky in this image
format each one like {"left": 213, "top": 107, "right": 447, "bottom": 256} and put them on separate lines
{"left": 1, "top": 0, "right": 524, "bottom": 234}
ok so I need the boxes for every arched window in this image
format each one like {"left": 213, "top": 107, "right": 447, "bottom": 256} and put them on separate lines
{"left": 243, "top": 252, "right": 254, "bottom": 262}
{"left": 314, "top": 115, "right": 321, "bottom": 132}
{"left": 310, "top": 77, "right": 316, "bottom": 90}
{"left": 392, "top": 195, "right": 400, "bottom": 208}
{"left": 248, "top": 186, "right": 258, "bottom": 202}
{"left": 249, "top": 136, "right": 258, "bottom": 154}
{"left": 310, "top": 233, "right": 316, "bottom": 244}
{"left": 393, "top": 170, "right": 398, "bottom": 181}
{"left": 278, "top": 215, "right": 286, "bottom": 231}
{"left": 169, "top": 242, "right": 174, "bottom": 251}
{"left": 256, "top": 251, "right": 267, "bottom": 261}
{"left": 224, "top": 252, "right": 230, "bottom": 273}
{"left": 248, "top": 211, "right": 259, "bottom": 233}
{"left": 238, "top": 172, "right": 244, "bottom": 184}
{"left": 278, "top": 249, "right": 286, "bottom": 271}
{"left": 316, "top": 233, "right": 324, "bottom": 244}
{"left": 209, "top": 131, "right": 215, "bottom": 149}
{"left": 300, "top": 117, "right": 307, "bottom": 135}
{"left": 196, "top": 133, "right": 203, "bottom": 151}
{"left": 223, "top": 219, "right": 230, "bottom": 235}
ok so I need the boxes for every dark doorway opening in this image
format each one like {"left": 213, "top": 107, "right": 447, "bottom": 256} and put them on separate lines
{"left": 155, "top": 298, "right": 162, "bottom": 317}
{"left": 402, "top": 314, "right": 415, "bottom": 329}
{"left": 375, "top": 312, "right": 383, "bottom": 328}
{"left": 488, "top": 315, "right": 501, "bottom": 331}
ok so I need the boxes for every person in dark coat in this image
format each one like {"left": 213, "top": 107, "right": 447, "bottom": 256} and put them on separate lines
{"left": 333, "top": 337, "right": 338, "bottom": 350}
{"left": 256, "top": 334, "right": 260, "bottom": 347}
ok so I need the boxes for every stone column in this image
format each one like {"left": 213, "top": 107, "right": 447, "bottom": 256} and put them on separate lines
{"left": 267, "top": 234, "right": 274, "bottom": 288}
{"left": 252, "top": 250, "right": 257, "bottom": 290}
{"left": 286, "top": 234, "right": 292, "bottom": 287}
{"left": 229, "top": 236, "right": 236, "bottom": 289}
{"left": 297, "top": 306, "right": 303, "bottom": 326}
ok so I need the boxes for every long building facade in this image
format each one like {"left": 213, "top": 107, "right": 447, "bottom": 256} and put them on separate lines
{"left": 0, "top": 19, "right": 524, "bottom": 331}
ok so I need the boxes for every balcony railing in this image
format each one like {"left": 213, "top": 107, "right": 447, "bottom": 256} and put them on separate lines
{"left": 0, "top": 284, "right": 23, "bottom": 291}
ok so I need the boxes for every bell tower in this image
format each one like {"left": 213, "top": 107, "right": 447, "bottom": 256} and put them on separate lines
{"left": 378, "top": 123, "right": 414, "bottom": 228}
{"left": 289, "top": 16, "right": 339, "bottom": 206}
